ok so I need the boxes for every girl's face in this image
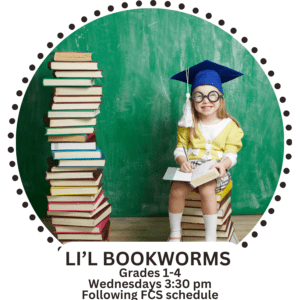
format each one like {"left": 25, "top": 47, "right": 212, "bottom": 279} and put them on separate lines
{"left": 192, "top": 85, "right": 221, "bottom": 117}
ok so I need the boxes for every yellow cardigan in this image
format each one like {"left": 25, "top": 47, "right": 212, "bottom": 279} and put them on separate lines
{"left": 176, "top": 119, "right": 244, "bottom": 161}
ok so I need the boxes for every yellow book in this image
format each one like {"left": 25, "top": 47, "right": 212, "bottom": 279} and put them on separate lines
{"left": 185, "top": 180, "right": 233, "bottom": 202}
{"left": 50, "top": 186, "right": 99, "bottom": 196}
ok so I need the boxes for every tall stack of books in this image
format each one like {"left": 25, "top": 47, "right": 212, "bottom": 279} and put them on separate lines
{"left": 44, "top": 52, "right": 112, "bottom": 244}
{"left": 181, "top": 180, "right": 239, "bottom": 243}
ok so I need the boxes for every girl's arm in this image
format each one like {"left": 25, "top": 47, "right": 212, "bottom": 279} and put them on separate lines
{"left": 209, "top": 157, "right": 232, "bottom": 178}
{"left": 176, "top": 155, "right": 194, "bottom": 173}
{"left": 174, "top": 126, "right": 194, "bottom": 172}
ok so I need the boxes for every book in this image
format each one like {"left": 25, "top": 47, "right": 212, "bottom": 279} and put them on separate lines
{"left": 54, "top": 86, "right": 102, "bottom": 96}
{"left": 59, "top": 222, "right": 111, "bottom": 244}
{"left": 49, "top": 170, "right": 103, "bottom": 187}
{"left": 182, "top": 219, "right": 233, "bottom": 238}
{"left": 181, "top": 204, "right": 232, "bottom": 226}
{"left": 46, "top": 169, "right": 102, "bottom": 180}
{"left": 56, "top": 220, "right": 110, "bottom": 241}
{"left": 46, "top": 127, "right": 95, "bottom": 135}
{"left": 51, "top": 139, "right": 97, "bottom": 151}
{"left": 50, "top": 102, "right": 101, "bottom": 110}
{"left": 54, "top": 52, "right": 93, "bottom": 61}
{"left": 53, "top": 95, "right": 102, "bottom": 103}
{"left": 47, "top": 186, "right": 103, "bottom": 202}
{"left": 57, "top": 158, "right": 106, "bottom": 167}
{"left": 51, "top": 203, "right": 112, "bottom": 227}
{"left": 185, "top": 191, "right": 232, "bottom": 211}
{"left": 163, "top": 159, "right": 220, "bottom": 188}
{"left": 186, "top": 180, "right": 233, "bottom": 201}
{"left": 54, "top": 215, "right": 110, "bottom": 233}
{"left": 48, "top": 110, "right": 100, "bottom": 118}
{"left": 52, "top": 148, "right": 102, "bottom": 159}
{"left": 49, "top": 118, "right": 97, "bottom": 128}
{"left": 181, "top": 216, "right": 231, "bottom": 231}
{"left": 48, "top": 135, "right": 94, "bottom": 142}
{"left": 48, "top": 198, "right": 108, "bottom": 217}
{"left": 60, "top": 238, "right": 109, "bottom": 244}
{"left": 50, "top": 182, "right": 102, "bottom": 196}
{"left": 47, "top": 131, "right": 95, "bottom": 143}
{"left": 182, "top": 225, "right": 234, "bottom": 242}
{"left": 49, "top": 61, "right": 99, "bottom": 70}
{"left": 43, "top": 78, "right": 95, "bottom": 86}
{"left": 48, "top": 189, "right": 105, "bottom": 211}
{"left": 54, "top": 71, "right": 104, "bottom": 78}
{"left": 50, "top": 166, "right": 99, "bottom": 172}
{"left": 183, "top": 197, "right": 231, "bottom": 218}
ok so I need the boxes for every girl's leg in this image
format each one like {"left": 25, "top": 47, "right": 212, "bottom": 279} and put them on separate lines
{"left": 198, "top": 180, "right": 218, "bottom": 242}
{"left": 168, "top": 181, "right": 195, "bottom": 242}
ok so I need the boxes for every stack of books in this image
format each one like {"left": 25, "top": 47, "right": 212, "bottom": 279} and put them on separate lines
{"left": 181, "top": 181, "right": 239, "bottom": 243}
{"left": 44, "top": 52, "right": 112, "bottom": 244}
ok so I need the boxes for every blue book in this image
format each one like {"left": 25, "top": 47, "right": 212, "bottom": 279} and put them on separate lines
{"left": 52, "top": 147, "right": 103, "bottom": 160}
{"left": 57, "top": 154, "right": 106, "bottom": 167}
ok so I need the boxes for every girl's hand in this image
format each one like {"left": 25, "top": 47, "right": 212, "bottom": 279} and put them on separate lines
{"left": 180, "top": 161, "right": 194, "bottom": 173}
{"left": 210, "top": 162, "right": 226, "bottom": 178}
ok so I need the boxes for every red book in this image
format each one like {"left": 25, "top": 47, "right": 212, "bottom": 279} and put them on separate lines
{"left": 51, "top": 201, "right": 112, "bottom": 227}
{"left": 54, "top": 215, "right": 110, "bottom": 234}
{"left": 57, "top": 220, "right": 111, "bottom": 242}
{"left": 48, "top": 189, "right": 105, "bottom": 211}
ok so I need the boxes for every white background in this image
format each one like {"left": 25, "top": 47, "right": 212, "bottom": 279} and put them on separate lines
{"left": 1, "top": 0, "right": 299, "bottom": 299}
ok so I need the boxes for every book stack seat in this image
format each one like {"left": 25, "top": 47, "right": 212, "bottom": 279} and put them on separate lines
{"left": 181, "top": 180, "right": 239, "bottom": 244}
{"left": 44, "top": 52, "right": 112, "bottom": 244}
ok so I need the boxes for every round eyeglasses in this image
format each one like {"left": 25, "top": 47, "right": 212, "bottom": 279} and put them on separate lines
{"left": 191, "top": 91, "right": 223, "bottom": 103}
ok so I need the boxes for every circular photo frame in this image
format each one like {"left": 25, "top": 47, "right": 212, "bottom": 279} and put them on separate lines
{"left": 9, "top": 1, "right": 290, "bottom": 248}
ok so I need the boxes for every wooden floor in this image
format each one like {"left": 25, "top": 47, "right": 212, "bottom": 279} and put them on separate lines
{"left": 42, "top": 215, "right": 262, "bottom": 242}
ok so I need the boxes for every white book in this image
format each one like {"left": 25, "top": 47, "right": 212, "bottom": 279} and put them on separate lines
{"left": 49, "top": 173, "right": 103, "bottom": 187}
{"left": 58, "top": 159, "right": 105, "bottom": 167}
{"left": 54, "top": 86, "right": 102, "bottom": 95}
{"left": 46, "top": 171, "right": 97, "bottom": 180}
{"left": 48, "top": 199, "right": 109, "bottom": 218}
{"left": 53, "top": 96, "right": 102, "bottom": 103}
{"left": 49, "top": 118, "right": 97, "bottom": 127}
{"left": 51, "top": 166, "right": 99, "bottom": 172}
{"left": 45, "top": 127, "right": 94, "bottom": 135}
{"left": 54, "top": 71, "right": 103, "bottom": 78}
{"left": 43, "top": 78, "right": 95, "bottom": 86}
{"left": 51, "top": 103, "right": 101, "bottom": 110}
{"left": 50, "top": 61, "right": 99, "bottom": 70}
{"left": 48, "top": 109, "right": 100, "bottom": 118}
{"left": 163, "top": 159, "right": 220, "bottom": 188}
{"left": 51, "top": 142, "right": 96, "bottom": 151}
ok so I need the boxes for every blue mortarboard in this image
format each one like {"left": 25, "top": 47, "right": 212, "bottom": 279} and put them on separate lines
{"left": 170, "top": 60, "right": 243, "bottom": 94}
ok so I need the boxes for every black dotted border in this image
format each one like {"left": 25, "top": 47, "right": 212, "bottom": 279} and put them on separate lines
{"left": 10, "top": 1, "right": 291, "bottom": 249}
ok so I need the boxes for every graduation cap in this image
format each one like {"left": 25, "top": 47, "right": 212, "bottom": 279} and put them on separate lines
{"left": 171, "top": 60, "right": 243, "bottom": 128}
{"left": 171, "top": 60, "right": 243, "bottom": 94}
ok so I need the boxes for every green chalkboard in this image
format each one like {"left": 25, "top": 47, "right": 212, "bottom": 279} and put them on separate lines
{"left": 17, "top": 9, "right": 284, "bottom": 218}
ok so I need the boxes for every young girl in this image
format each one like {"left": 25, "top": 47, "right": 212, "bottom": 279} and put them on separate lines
{"left": 168, "top": 60, "right": 244, "bottom": 242}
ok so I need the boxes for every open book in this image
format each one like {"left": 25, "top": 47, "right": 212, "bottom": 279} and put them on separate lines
{"left": 163, "top": 159, "right": 220, "bottom": 188}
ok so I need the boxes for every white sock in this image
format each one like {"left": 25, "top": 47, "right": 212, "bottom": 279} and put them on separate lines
{"left": 168, "top": 211, "right": 183, "bottom": 242}
{"left": 204, "top": 214, "right": 217, "bottom": 242}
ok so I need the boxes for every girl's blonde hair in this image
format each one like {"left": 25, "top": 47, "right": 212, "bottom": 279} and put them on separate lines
{"left": 189, "top": 96, "right": 241, "bottom": 140}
